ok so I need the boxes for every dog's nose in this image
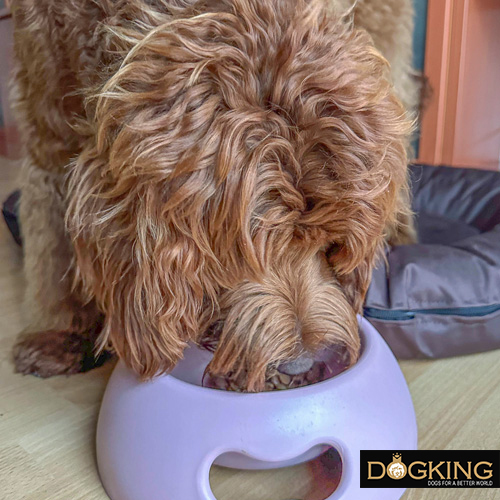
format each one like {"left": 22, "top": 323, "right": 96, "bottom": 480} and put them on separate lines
{"left": 277, "top": 353, "right": 314, "bottom": 375}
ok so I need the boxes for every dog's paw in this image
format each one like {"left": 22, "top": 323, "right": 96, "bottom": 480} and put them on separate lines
{"left": 13, "top": 330, "right": 112, "bottom": 378}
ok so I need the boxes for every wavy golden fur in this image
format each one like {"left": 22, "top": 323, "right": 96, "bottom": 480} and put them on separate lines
{"left": 11, "top": 0, "right": 414, "bottom": 390}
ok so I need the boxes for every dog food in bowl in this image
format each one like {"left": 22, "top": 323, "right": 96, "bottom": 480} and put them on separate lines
{"left": 202, "top": 349, "right": 350, "bottom": 392}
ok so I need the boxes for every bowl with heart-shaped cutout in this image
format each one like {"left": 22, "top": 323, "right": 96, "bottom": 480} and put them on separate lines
{"left": 96, "top": 317, "right": 417, "bottom": 500}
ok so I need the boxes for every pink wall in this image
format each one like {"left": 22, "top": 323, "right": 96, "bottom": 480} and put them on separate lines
{"left": 419, "top": 0, "right": 500, "bottom": 170}
{"left": 450, "top": 0, "right": 500, "bottom": 169}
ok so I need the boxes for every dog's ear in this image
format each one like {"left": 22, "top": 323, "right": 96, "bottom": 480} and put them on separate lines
{"left": 67, "top": 146, "right": 209, "bottom": 378}
{"left": 65, "top": 14, "right": 234, "bottom": 376}
{"left": 280, "top": 17, "right": 413, "bottom": 292}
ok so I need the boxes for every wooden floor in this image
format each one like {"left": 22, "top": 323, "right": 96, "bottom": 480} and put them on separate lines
{"left": 1, "top": 156, "right": 499, "bottom": 500}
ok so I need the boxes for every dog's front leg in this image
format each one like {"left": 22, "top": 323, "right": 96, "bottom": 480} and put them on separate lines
{"left": 13, "top": 162, "right": 106, "bottom": 377}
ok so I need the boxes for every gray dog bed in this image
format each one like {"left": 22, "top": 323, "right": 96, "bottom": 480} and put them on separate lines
{"left": 365, "top": 164, "right": 500, "bottom": 359}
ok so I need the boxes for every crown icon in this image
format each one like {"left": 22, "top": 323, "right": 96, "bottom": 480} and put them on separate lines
{"left": 392, "top": 453, "right": 402, "bottom": 461}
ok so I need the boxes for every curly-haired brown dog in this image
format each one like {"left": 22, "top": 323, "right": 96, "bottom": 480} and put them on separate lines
{"left": 11, "top": 0, "right": 414, "bottom": 390}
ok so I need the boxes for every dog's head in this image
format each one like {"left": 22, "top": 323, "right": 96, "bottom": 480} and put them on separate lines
{"left": 68, "top": 0, "right": 411, "bottom": 390}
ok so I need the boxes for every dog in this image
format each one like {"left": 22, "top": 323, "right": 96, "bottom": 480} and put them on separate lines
{"left": 10, "top": 0, "right": 416, "bottom": 391}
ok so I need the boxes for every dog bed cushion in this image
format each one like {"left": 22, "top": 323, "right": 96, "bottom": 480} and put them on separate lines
{"left": 365, "top": 164, "right": 500, "bottom": 358}
{"left": 2, "top": 190, "right": 22, "bottom": 246}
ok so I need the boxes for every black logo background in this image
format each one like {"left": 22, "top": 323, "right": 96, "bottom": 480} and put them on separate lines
{"left": 361, "top": 450, "right": 500, "bottom": 488}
